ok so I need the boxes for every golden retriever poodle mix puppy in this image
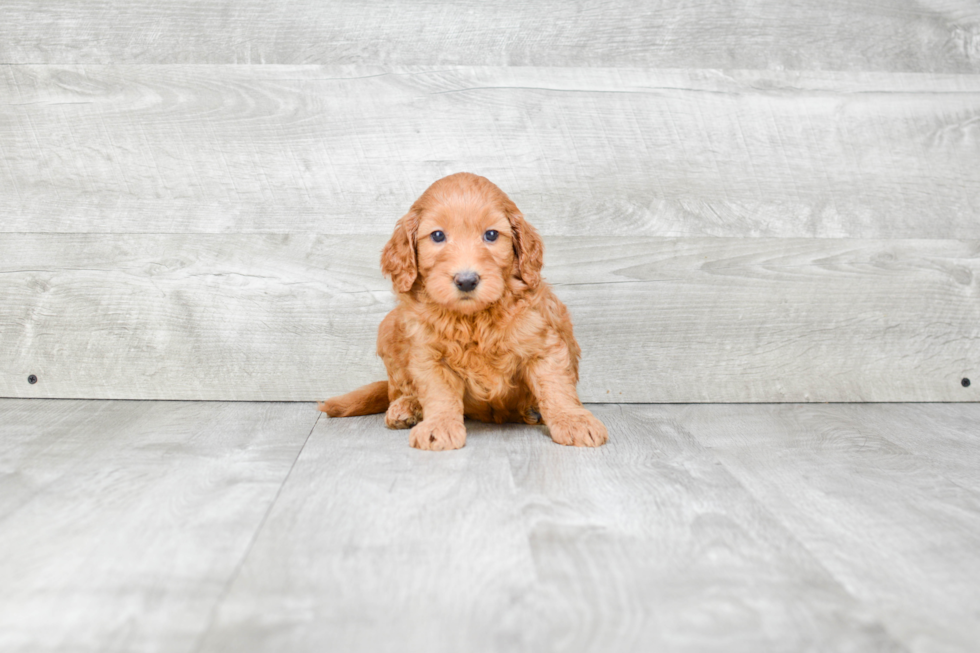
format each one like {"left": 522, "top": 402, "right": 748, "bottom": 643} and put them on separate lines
{"left": 318, "top": 172, "right": 608, "bottom": 451}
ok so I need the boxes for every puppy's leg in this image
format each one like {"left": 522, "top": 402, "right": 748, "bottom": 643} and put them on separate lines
{"left": 525, "top": 344, "right": 608, "bottom": 447}
{"left": 377, "top": 312, "right": 427, "bottom": 432}
{"left": 408, "top": 363, "right": 467, "bottom": 451}
{"left": 385, "top": 395, "right": 422, "bottom": 429}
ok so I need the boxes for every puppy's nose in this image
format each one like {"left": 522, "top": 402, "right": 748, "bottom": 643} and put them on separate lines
{"left": 453, "top": 271, "right": 480, "bottom": 292}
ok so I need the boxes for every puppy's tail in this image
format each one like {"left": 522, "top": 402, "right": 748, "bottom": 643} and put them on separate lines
{"left": 317, "top": 380, "right": 390, "bottom": 417}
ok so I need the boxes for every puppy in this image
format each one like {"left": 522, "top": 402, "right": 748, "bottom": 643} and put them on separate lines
{"left": 318, "top": 173, "right": 608, "bottom": 451}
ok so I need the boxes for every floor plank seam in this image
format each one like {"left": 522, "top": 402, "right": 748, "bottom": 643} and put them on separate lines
{"left": 189, "top": 409, "right": 322, "bottom": 653}
{"left": 685, "top": 433, "right": 902, "bottom": 644}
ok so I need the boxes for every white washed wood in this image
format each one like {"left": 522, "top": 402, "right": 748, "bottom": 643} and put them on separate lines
{"left": 501, "top": 405, "right": 902, "bottom": 652}
{"left": 0, "top": 399, "right": 145, "bottom": 520}
{"left": 0, "top": 233, "right": 390, "bottom": 401}
{"left": 832, "top": 403, "right": 980, "bottom": 493}
{"left": 198, "top": 406, "right": 901, "bottom": 653}
{"left": 3, "top": 400, "right": 979, "bottom": 652}
{"left": 1, "top": 234, "right": 976, "bottom": 402}
{"left": 2, "top": 0, "right": 979, "bottom": 71}
{"left": 197, "top": 414, "right": 540, "bottom": 653}
{"left": 680, "top": 403, "right": 980, "bottom": 653}
{"left": 3, "top": 66, "right": 979, "bottom": 238}
{"left": 0, "top": 399, "right": 318, "bottom": 653}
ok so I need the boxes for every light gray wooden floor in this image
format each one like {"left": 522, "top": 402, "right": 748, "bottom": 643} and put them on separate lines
{"left": 1, "top": 399, "right": 978, "bottom": 653}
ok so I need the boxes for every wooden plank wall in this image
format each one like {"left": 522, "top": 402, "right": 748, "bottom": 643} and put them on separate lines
{"left": 1, "top": 2, "right": 978, "bottom": 402}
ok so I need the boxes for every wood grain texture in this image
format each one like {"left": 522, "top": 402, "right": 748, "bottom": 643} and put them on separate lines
{"left": 496, "top": 405, "right": 901, "bottom": 652}
{"left": 3, "top": 400, "right": 979, "bottom": 652}
{"left": 0, "top": 399, "right": 318, "bottom": 653}
{"left": 3, "top": 66, "right": 979, "bottom": 238}
{"left": 1, "top": 0, "right": 979, "bottom": 71}
{"left": 196, "top": 414, "right": 540, "bottom": 653}
{"left": 1, "top": 234, "right": 976, "bottom": 402}
{"left": 197, "top": 406, "right": 902, "bottom": 653}
{"left": 832, "top": 403, "right": 980, "bottom": 493}
{"left": 681, "top": 403, "right": 980, "bottom": 653}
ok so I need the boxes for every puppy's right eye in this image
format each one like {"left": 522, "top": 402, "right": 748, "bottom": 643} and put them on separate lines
{"left": 430, "top": 231, "right": 446, "bottom": 243}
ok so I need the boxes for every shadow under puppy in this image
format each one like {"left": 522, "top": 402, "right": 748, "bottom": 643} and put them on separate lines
{"left": 319, "top": 172, "right": 608, "bottom": 451}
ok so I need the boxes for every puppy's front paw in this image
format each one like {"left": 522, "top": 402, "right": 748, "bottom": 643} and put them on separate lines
{"left": 409, "top": 416, "right": 467, "bottom": 451}
{"left": 385, "top": 396, "right": 422, "bottom": 429}
{"left": 547, "top": 410, "right": 609, "bottom": 447}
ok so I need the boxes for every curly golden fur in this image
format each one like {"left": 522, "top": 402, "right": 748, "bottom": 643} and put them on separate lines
{"left": 318, "top": 173, "right": 608, "bottom": 450}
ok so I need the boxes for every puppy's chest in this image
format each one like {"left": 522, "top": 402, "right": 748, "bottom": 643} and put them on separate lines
{"left": 440, "top": 334, "right": 521, "bottom": 397}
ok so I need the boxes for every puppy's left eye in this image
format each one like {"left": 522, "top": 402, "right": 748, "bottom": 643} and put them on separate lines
{"left": 483, "top": 230, "right": 499, "bottom": 243}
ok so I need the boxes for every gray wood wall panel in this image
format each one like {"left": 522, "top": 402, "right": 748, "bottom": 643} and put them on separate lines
{"left": 3, "top": 4, "right": 978, "bottom": 403}
{"left": 2, "top": 234, "right": 976, "bottom": 402}
{"left": 3, "top": 66, "right": 979, "bottom": 238}
{"left": 2, "top": 1, "right": 979, "bottom": 72}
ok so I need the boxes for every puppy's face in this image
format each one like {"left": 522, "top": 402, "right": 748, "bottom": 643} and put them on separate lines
{"left": 381, "top": 173, "right": 543, "bottom": 313}
{"left": 415, "top": 197, "right": 515, "bottom": 314}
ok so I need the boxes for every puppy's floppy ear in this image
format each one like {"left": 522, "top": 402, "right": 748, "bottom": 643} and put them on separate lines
{"left": 381, "top": 208, "right": 421, "bottom": 293}
{"left": 507, "top": 207, "right": 543, "bottom": 289}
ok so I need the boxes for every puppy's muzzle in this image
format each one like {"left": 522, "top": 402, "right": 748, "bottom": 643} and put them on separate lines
{"left": 453, "top": 271, "right": 480, "bottom": 292}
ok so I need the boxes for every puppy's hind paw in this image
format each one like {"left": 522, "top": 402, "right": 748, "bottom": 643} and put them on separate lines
{"left": 385, "top": 396, "right": 422, "bottom": 429}
{"left": 409, "top": 416, "right": 467, "bottom": 451}
{"left": 547, "top": 410, "right": 608, "bottom": 447}
{"left": 524, "top": 408, "right": 543, "bottom": 425}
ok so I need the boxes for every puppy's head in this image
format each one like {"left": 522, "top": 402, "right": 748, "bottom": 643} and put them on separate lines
{"left": 381, "top": 173, "right": 543, "bottom": 313}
